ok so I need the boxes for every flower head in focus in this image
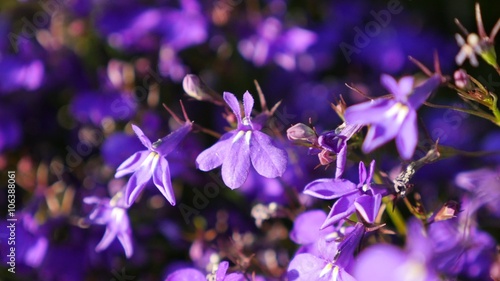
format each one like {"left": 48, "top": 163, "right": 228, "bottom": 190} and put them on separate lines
{"left": 115, "top": 122, "right": 192, "bottom": 206}
{"left": 344, "top": 74, "right": 441, "bottom": 160}
{"left": 196, "top": 91, "right": 287, "bottom": 189}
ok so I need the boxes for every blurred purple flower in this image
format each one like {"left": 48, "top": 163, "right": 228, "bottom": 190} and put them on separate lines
{"left": 344, "top": 74, "right": 441, "bottom": 160}
{"left": 165, "top": 261, "right": 245, "bottom": 281}
{"left": 196, "top": 91, "right": 287, "bottom": 189}
{"left": 287, "top": 223, "right": 364, "bottom": 281}
{"left": 238, "top": 17, "right": 317, "bottom": 71}
{"left": 84, "top": 194, "right": 133, "bottom": 258}
{"left": 304, "top": 160, "right": 385, "bottom": 228}
{"left": 70, "top": 90, "right": 136, "bottom": 125}
{"left": 0, "top": 109, "right": 22, "bottom": 152}
{"left": 115, "top": 122, "right": 192, "bottom": 206}
{"left": 0, "top": 56, "right": 44, "bottom": 93}
{"left": 455, "top": 166, "right": 500, "bottom": 216}
{"left": 290, "top": 210, "right": 335, "bottom": 256}
{"left": 354, "top": 219, "right": 438, "bottom": 281}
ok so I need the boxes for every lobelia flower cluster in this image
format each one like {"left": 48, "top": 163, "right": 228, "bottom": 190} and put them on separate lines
{"left": 3, "top": 1, "right": 500, "bottom": 281}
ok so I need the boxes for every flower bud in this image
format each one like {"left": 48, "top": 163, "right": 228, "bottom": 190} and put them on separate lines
{"left": 318, "top": 150, "right": 335, "bottom": 166}
{"left": 453, "top": 69, "right": 470, "bottom": 89}
{"left": 287, "top": 123, "right": 317, "bottom": 143}
{"left": 433, "top": 200, "right": 460, "bottom": 222}
{"left": 182, "top": 74, "right": 223, "bottom": 104}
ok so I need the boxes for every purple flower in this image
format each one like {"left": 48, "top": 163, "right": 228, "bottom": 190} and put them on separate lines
{"left": 344, "top": 74, "right": 441, "bottom": 160}
{"left": 115, "top": 122, "right": 192, "bottom": 206}
{"left": 354, "top": 219, "right": 438, "bottom": 281}
{"left": 196, "top": 91, "right": 287, "bottom": 189}
{"left": 84, "top": 194, "right": 133, "bottom": 258}
{"left": 290, "top": 210, "right": 336, "bottom": 256}
{"left": 455, "top": 166, "right": 500, "bottom": 216}
{"left": 318, "top": 123, "right": 363, "bottom": 178}
{"left": 304, "top": 160, "right": 385, "bottom": 228}
{"left": 165, "top": 261, "right": 246, "bottom": 281}
{"left": 287, "top": 223, "right": 364, "bottom": 281}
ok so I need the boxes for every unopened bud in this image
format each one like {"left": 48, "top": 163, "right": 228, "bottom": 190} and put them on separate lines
{"left": 453, "top": 69, "right": 470, "bottom": 89}
{"left": 433, "top": 200, "right": 460, "bottom": 222}
{"left": 331, "top": 96, "right": 347, "bottom": 118}
{"left": 182, "top": 74, "right": 223, "bottom": 104}
{"left": 287, "top": 123, "right": 317, "bottom": 144}
{"left": 318, "top": 150, "right": 335, "bottom": 166}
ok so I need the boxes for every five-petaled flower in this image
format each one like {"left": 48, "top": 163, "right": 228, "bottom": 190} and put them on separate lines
{"left": 304, "top": 160, "right": 386, "bottom": 229}
{"left": 344, "top": 74, "right": 441, "bottom": 160}
{"left": 196, "top": 91, "right": 287, "bottom": 189}
{"left": 115, "top": 122, "right": 192, "bottom": 206}
{"left": 84, "top": 193, "right": 133, "bottom": 258}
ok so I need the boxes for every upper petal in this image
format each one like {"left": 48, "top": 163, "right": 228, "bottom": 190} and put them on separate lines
{"left": 196, "top": 131, "right": 235, "bottom": 171}
{"left": 381, "top": 74, "right": 413, "bottom": 102}
{"left": 408, "top": 74, "right": 441, "bottom": 110}
{"left": 131, "top": 124, "right": 152, "bottom": 150}
{"left": 115, "top": 150, "right": 150, "bottom": 178}
{"left": 221, "top": 131, "right": 251, "bottom": 189}
{"left": 154, "top": 122, "right": 192, "bottom": 156}
{"left": 395, "top": 110, "right": 417, "bottom": 160}
{"left": 304, "top": 178, "right": 357, "bottom": 200}
{"left": 250, "top": 131, "right": 287, "bottom": 178}
{"left": 153, "top": 157, "right": 176, "bottom": 206}
{"left": 223, "top": 91, "right": 242, "bottom": 124}
{"left": 242, "top": 91, "right": 254, "bottom": 119}
{"left": 216, "top": 261, "right": 229, "bottom": 281}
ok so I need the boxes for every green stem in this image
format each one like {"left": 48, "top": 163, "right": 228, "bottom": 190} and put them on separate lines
{"left": 383, "top": 197, "right": 407, "bottom": 236}
{"left": 424, "top": 102, "right": 499, "bottom": 125}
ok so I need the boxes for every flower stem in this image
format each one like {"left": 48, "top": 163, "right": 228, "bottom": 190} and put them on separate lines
{"left": 382, "top": 196, "right": 407, "bottom": 236}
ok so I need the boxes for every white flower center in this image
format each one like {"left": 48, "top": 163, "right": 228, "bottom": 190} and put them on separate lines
{"left": 384, "top": 102, "right": 409, "bottom": 125}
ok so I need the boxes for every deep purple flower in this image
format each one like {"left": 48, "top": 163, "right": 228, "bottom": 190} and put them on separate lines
{"left": 318, "top": 123, "right": 363, "bottom": 178}
{"left": 84, "top": 194, "right": 133, "bottom": 258}
{"left": 196, "top": 91, "right": 287, "bottom": 189}
{"left": 304, "top": 160, "right": 385, "bottom": 228}
{"left": 344, "top": 74, "right": 441, "bottom": 160}
{"left": 115, "top": 122, "right": 192, "bottom": 206}
{"left": 287, "top": 222, "right": 364, "bottom": 281}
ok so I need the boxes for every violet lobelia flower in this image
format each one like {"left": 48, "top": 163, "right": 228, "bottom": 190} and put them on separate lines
{"left": 196, "top": 91, "right": 287, "bottom": 189}
{"left": 84, "top": 193, "right": 133, "bottom": 258}
{"left": 287, "top": 222, "right": 364, "bottom": 281}
{"left": 344, "top": 74, "right": 441, "bottom": 160}
{"left": 115, "top": 122, "right": 192, "bottom": 206}
{"left": 165, "top": 261, "right": 246, "bottom": 281}
{"left": 304, "top": 160, "right": 386, "bottom": 229}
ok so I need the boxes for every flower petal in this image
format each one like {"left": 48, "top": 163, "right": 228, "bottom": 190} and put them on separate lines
{"left": 131, "top": 124, "right": 152, "bottom": 150}
{"left": 362, "top": 120, "right": 401, "bottom": 154}
{"left": 408, "top": 74, "right": 441, "bottom": 110}
{"left": 335, "top": 146, "right": 347, "bottom": 179}
{"left": 354, "top": 193, "right": 382, "bottom": 224}
{"left": 358, "top": 161, "right": 367, "bottom": 185}
{"left": 196, "top": 132, "right": 235, "bottom": 171}
{"left": 290, "top": 210, "right": 332, "bottom": 245}
{"left": 154, "top": 122, "right": 192, "bottom": 156}
{"left": 115, "top": 150, "right": 150, "bottom": 178}
{"left": 250, "top": 131, "right": 287, "bottom": 178}
{"left": 381, "top": 74, "right": 413, "bottom": 102}
{"left": 223, "top": 91, "right": 242, "bottom": 124}
{"left": 287, "top": 253, "right": 327, "bottom": 281}
{"left": 395, "top": 110, "right": 417, "bottom": 160}
{"left": 216, "top": 261, "right": 229, "bottom": 281}
{"left": 124, "top": 164, "right": 152, "bottom": 206}
{"left": 243, "top": 91, "right": 254, "bottom": 119}
{"left": 153, "top": 157, "right": 176, "bottom": 206}
{"left": 304, "top": 178, "right": 357, "bottom": 200}
{"left": 165, "top": 268, "right": 206, "bottom": 281}
{"left": 95, "top": 226, "right": 117, "bottom": 252}
{"left": 221, "top": 131, "right": 251, "bottom": 189}
{"left": 116, "top": 224, "right": 134, "bottom": 258}
{"left": 321, "top": 194, "right": 358, "bottom": 229}
{"left": 344, "top": 99, "right": 394, "bottom": 126}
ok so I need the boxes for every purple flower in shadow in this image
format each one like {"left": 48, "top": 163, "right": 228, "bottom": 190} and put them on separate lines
{"left": 304, "top": 160, "right": 386, "bottom": 229}
{"left": 287, "top": 222, "right": 364, "bottom": 281}
{"left": 196, "top": 91, "right": 287, "bottom": 189}
{"left": 84, "top": 194, "right": 133, "bottom": 258}
{"left": 344, "top": 74, "right": 441, "bottom": 159}
{"left": 115, "top": 122, "right": 192, "bottom": 206}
